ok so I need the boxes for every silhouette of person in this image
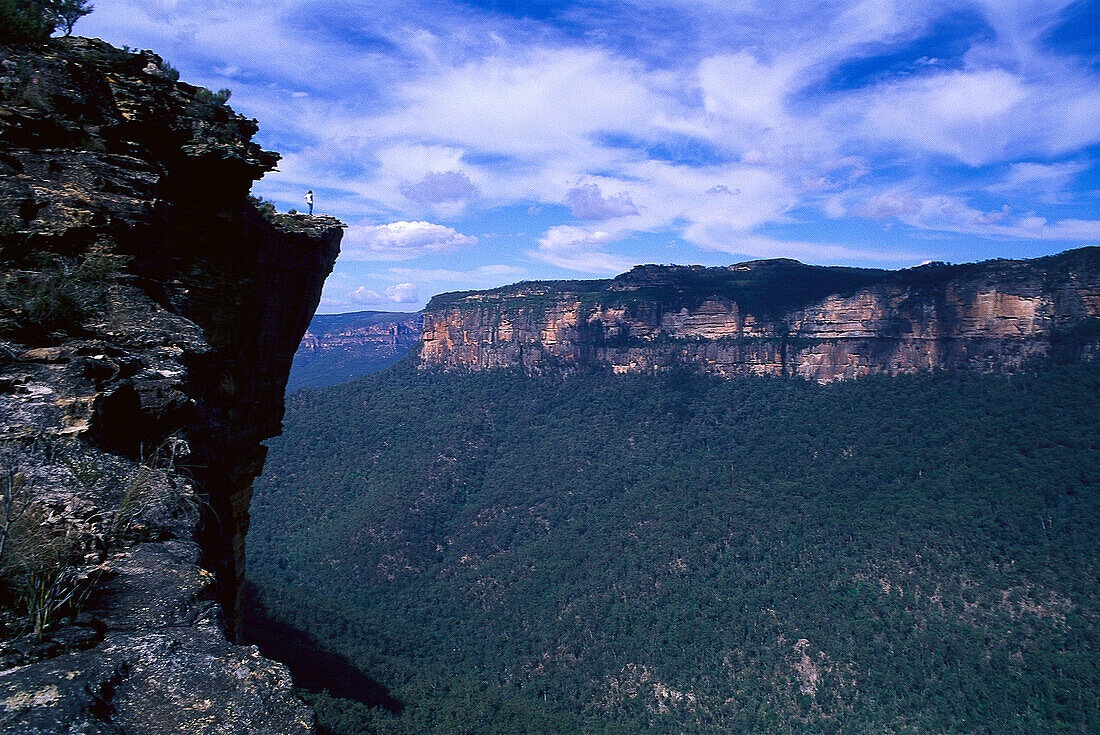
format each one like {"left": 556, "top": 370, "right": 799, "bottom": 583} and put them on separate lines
{"left": 305, "top": 190, "right": 314, "bottom": 215}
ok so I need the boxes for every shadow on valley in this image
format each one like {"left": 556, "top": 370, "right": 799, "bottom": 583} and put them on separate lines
{"left": 240, "top": 581, "right": 405, "bottom": 715}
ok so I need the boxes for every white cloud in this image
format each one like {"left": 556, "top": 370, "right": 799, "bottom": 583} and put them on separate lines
{"left": 853, "top": 190, "right": 924, "bottom": 220}
{"left": 849, "top": 69, "right": 1032, "bottom": 166}
{"left": 79, "top": 0, "right": 1100, "bottom": 281}
{"left": 341, "top": 221, "right": 477, "bottom": 261}
{"left": 384, "top": 282, "right": 419, "bottom": 303}
{"left": 850, "top": 190, "right": 1100, "bottom": 241}
{"left": 527, "top": 226, "right": 634, "bottom": 274}
{"left": 347, "top": 286, "right": 382, "bottom": 302}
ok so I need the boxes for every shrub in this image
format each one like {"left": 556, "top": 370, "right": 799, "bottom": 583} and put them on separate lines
{"left": 160, "top": 60, "right": 181, "bottom": 81}
{"left": 0, "top": 444, "right": 98, "bottom": 641}
{"left": 0, "top": 0, "right": 52, "bottom": 43}
{"left": 0, "top": 245, "right": 131, "bottom": 342}
{"left": 0, "top": 0, "right": 93, "bottom": 43}
{"left": 250, "top": 195, "right": 278, "bottom": 223}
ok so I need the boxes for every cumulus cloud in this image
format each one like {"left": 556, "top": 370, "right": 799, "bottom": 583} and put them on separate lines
{"left": 384, "top": 282, "right": 419, "bottom": 303}
{"left": 527, "top": 226, "right": 634, "bottom": 274}
{"left": 318, "top": 278, "right": 424, "bottom": 312}
{"left": 342, "top": 221, "right": 477, "bottom": 261}
{"left": 564, "top": 183, "right": 640, "bottom": 220}
{"left": 399, "top": 170, "right": 481, "bottom": 203}
{"left": 347, "top": 286, "right": 382, "bottom": 303}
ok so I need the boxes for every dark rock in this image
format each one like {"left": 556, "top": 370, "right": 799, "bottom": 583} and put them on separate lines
{"left": 0, "top": 36, "right": 340, "bottom": 733}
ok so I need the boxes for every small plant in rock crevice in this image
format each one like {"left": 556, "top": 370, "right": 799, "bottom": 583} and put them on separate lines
{"left": 0, "top": 442, "right": 99, "bottom": 641}
{"left": 109, "top": 438, "right": 199, "bottom": 547}
{"left": 0, "top": 436, "right": 198, "bottom": 642}
{"left": 0, "top": 243, "right": 131, "bottom": 342}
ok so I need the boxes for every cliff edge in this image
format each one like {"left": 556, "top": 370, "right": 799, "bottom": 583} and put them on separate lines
{"left": 420, "top": 252, "right": 1100, "bottom": 380}
{"left": 0, "top": 38, "right": 340, "bottom": 732}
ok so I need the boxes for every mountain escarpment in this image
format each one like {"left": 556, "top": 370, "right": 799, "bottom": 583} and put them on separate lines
{"left": 420, "top": 251, "right": 1100, "bottom": 380}
{"left": 0, "top": 38, "right": 339, "bottom": 732}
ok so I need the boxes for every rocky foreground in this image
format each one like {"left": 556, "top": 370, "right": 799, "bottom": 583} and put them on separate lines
{"left": 0, "top": 37, "right": 339, "bottom": 732}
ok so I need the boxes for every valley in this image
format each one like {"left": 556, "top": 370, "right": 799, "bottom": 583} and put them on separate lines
{"left": 248, "top": 363, "right": 1100, "bottom": 734}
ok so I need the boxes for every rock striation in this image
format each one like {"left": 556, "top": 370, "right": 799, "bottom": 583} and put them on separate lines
{"left": 0, "top": 37, "right": 339, "bottom": 732}
{"left": 420, "top": 251, "right": 1100, "bottom": 381}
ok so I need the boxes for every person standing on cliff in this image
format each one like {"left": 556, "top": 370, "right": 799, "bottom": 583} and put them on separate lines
{"left": 305, "top": 190, "right": 314, "bottom": 215}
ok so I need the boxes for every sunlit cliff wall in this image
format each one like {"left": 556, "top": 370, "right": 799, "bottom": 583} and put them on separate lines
{"left": 420, "top": 252, "right": 1100, "bottom": 381}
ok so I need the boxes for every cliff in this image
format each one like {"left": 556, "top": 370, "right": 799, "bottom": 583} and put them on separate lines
{"left": 0, "top": 37, "right": 339, "bottom": 732}
{"left": 289, "top": 310, "right": 421, "bottom": 390}
{"left": 420, "top": 251, "right": 1100, "bottom": 380}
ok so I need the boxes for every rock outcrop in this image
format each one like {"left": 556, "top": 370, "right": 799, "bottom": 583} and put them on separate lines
{"left": 420, "top": 252, "right": 1100, "bottom": 380}
{"left": 0, "top": 37, "right": 340, "bottom": 732}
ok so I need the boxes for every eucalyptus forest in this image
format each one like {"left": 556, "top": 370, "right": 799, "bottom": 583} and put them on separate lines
{"left": 247, "top": 362, "right": 1100, "bottom": 734}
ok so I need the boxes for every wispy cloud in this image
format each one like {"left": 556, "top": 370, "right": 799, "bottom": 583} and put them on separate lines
{"left": 77, "top": 0, "right": 1100, "bottom": 310}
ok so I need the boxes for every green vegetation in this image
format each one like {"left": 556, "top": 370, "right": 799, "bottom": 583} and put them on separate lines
{"left": 0, "top": 442, "right": 97, "bottom": 641}
{"left": 0, "top": 0, "right": 92, "bottom": 43}
{"left": 0, "top": 438, "right": 194, "bottom": 642}
{"left": 160, "top": 60, "right": 181, "bottom": 81}
{"left": 196, "top": 86, "right": 232, "bottom": 105}
{"left": 248, "top": 363, "right": 1100, "bottom": 734}
{"left": 426, "top": 248, "right": 1099, "bottom": 325}
{"left": 425, "top": 260, "right": 895, "bottom": 317}
{"left": 0, "top": 242, "right": 130, "bottom": 342}
{"left": 250, "top": 195, "right": 278, "bottom": 223}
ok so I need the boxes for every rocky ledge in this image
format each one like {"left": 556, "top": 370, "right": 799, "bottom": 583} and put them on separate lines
{"left": 0, "top": 37, "right": 340, "bottom": 732}
{"left": 420, "top": 251, "right": 1100, "bottom": 381}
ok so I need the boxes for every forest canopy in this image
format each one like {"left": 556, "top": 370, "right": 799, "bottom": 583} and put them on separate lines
{"left": 248, "top": 364, "right": 1100, "bottom": 734}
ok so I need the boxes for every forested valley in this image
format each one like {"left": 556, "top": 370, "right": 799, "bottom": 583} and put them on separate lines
{"left": 246, "top": 363, "right": 1100, "bottom": 734}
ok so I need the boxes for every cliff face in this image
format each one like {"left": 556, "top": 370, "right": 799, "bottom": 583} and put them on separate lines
{"left": 421, "top": 252, "right": 1100, "bottom": 380}
{"left": 0, "top": 38, "right": 339, "bottom": 732}
{"left": 289, "top": 310, "right": 421, "bottom": 389}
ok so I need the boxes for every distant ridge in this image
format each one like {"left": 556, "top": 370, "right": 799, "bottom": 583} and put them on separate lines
{"left": 420, "top": 247, "right": 1100, "bottom": 381}
{"left": 289, "top": 310, "right": 422, "bottom": 389}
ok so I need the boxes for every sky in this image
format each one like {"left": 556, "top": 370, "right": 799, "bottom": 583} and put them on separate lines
{"left": 75, "top": 0, "right": 1100, "bottom": 313}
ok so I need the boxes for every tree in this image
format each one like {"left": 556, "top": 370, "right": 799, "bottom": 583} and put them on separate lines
{"left": 0, "top": 0, "right": 92, "bottom": 43}
{"left": 49, "top": 0, "right": 93, "bottom": 37}
{"left": 0, "top": 0, "right": 52, "bottom": 43}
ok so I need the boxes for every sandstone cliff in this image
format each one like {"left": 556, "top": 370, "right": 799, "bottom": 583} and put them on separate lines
{"left": 0, "top": 37, "right": 339, "bottom": 732}
{"left": 420, "top": 251, "right": 1100, "bottom": 381}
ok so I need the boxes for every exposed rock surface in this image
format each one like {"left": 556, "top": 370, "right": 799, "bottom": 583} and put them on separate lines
{"left": 420, "top": 252, "right": 1100, "bottom": 380}
{"left": 290, "top": 310, "right": 421, "bottom": 390}
{"left": 0, "top": 37, "right": 340, "bottom": 732}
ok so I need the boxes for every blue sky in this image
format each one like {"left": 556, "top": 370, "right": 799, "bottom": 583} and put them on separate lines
{"left": 76, "top": 0, "right": 1100, "bottom": 313}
